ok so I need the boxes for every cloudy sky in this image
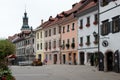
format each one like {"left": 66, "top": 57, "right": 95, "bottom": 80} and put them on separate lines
{"left": 0, "top": 0, "right": 80, "bottom": 38}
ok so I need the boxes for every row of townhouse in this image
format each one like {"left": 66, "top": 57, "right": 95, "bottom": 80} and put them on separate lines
{"left": 35, "top": 0, "right": 120, "bottom": 72}
{"left": 8, "top": 0, "right": 120, "bottom": 73}
{"left": 35, "top": 0, "right": 99, "bottom": 66}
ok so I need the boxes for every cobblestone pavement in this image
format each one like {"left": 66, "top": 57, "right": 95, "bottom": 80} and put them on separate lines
{"left": 10, "top": 65, "right": 120, "bottom": 80}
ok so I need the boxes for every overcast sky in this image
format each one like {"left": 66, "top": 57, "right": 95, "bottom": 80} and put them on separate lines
{"left": 0, "top": 0, "right": 80, "bottom": 38}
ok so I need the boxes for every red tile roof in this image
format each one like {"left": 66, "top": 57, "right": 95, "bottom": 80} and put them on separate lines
{"left": 38, "top": 0, "right": 97, "bottom": 29}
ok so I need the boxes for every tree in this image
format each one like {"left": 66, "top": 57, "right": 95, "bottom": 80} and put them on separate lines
{"left": 0, "top": 39, "right": 15, "bottom": 60}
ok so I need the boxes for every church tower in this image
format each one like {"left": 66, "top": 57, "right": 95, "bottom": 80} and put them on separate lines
{"left": 21, "top": 11, "right": 31, "bottom": 32}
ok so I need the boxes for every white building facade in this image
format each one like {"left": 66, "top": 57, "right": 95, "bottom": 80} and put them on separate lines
{"left": 76, "top": 1, "right": 98, "bottom": 66}
{"left": 99, "top": 0, "right": 120, "bottom": 72}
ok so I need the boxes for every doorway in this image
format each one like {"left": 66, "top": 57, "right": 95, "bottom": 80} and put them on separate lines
{"left": 73, "top": 53, "right": 76, "bottom": 65}
{"left": 63, "top": 54, "right": 66, "bottom": 64}
{"left": 54, "top": 54, "right": 57, "bottom": 64}
{"left": 80, "top": 52, "right": 84, "bottom": 65}
{"left": 106, "top": 51, "right": 113, "bottom": 71}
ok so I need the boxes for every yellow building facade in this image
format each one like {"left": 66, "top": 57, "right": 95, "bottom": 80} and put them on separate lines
{"left": 35, "top": 27, "right": 45, "bottom": 62}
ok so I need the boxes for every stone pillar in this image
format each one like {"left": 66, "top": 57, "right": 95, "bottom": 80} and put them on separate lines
{"left": 104, "top": 54, "right": 107, "bottom": 72}
{"left": 84, "top": 52, "right": 87, "bottom": 65}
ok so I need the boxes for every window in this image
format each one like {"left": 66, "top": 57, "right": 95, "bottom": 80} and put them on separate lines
{"left": 86, "top": 35, "right": 90, "bottom": 46}
{"left": 63, "top": 40, "right": 65, "bottom": 49}
{"left": 37, "top": 33, "right": 39, "bottom": 39}
{"left": 59, "top": 39, "right": 61, "bottom": 47}
{"left": 49, "top": 41, "right": 51, "bottom": 50}
{"left": 41, "top": 32, "right": 42, "bottom": 38}
{"left": 49, "top": 29, "right": 51, "bottom": 36}
{"left": 72, "top": 23, "right": 75, "bottom": 30}
{"left": 101, "top": 20, "right": 110, "bottom": 36}
{"left": 71, "top": 38, "right": 75, "bottom": 49}
{"left": 63, "top": 26, "right": 65, "bottom": 33}
{"left": 86, "top": 17, "right": 90, "bottom": 27}
{"left": 79, "top": 19, "right": 83, "bottom": 29}
{"left": 53, "top": 28, "right": 56, "bottom": 35}
{"left": 59, "top": 26, "right": 61, "bottom": 34}
{"left": 93, "top": 14, "right": 98, "bottom": 25}
{"left": 45, "top": 31, "right": 47, "bottom": 37}
{"left": 112, "top": 16, "right": 120, "bottom": 33}
{"left": 37, "top": 43, "right": 39, "bottom": 50}
{"left": 41, "top": 43, "right": 42, "bottom": 49}
{"left": 53, "top": 40, "right": 56, "bottom": 49}
{"left": 67, "top": 25, "right": 70, "bottom": 32}
{"left": 45, "top": 42, "right": 48, "bottom": 50}
{"left": 79, "top": 37, "right": 83, "bottom": 46}
{"left": 66, "top": 39, "right": 70, "bottom": 49}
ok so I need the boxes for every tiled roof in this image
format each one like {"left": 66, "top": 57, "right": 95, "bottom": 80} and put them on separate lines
{"left": 38, "top": 0, "right": 97, "bottom": 29}
{"left": 76, "top": 1, "right": 97, "bottom": 14}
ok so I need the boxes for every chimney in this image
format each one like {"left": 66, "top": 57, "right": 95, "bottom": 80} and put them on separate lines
{"left": 41, "top": 19, "right": 43, "bottom": 24}
{"left": 72, "top": 3, "right": 78, "bottom": 8}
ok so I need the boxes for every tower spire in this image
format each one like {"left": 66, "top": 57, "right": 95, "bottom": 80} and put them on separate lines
{"left": 21, "top": 0, "right": 31, "bottom": 32}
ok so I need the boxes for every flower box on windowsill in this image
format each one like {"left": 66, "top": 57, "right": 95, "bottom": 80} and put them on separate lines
{"left": 86, "top": 42, "right": 90, "bottom": 46}
{"left": 86, "top": 24, "right": 90, "bottom": 27}
{"left": 79, "top": 26, "right": 83, "bottom": 29}
{"left": 79, "top": 43, "right": 83, "bottom": 47}
{"left": 93, "top": 40, "right": 98, "bottom": 45}
{"left": 93, "top": 21, "right": 98, "bottom": 25}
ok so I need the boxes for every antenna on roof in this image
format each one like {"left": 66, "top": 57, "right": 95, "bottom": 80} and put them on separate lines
{"left": 25, "top": 0, "right": 27, "bottom": 12}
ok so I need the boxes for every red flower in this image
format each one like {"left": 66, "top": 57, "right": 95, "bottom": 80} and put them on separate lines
{"left": 93, "top": 21, "right": 98, "bottom": 25}
{"left": 86, "top": 24, "right": 90, "bottom": 27}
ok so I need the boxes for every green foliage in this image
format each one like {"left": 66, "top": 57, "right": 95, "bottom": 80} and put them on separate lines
{"left": 0, "top": 39, "right": 15, "bottom": 60}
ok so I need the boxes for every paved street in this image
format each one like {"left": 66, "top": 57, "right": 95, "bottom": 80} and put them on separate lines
{"left": 10, "top": 65, "right": 120, "bottom": 80}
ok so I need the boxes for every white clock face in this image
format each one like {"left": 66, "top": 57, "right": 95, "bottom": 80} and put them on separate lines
{"left": 102, "top": 40, "right": 108, "bottom": 47}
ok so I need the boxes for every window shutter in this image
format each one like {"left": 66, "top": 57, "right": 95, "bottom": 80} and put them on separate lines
{"left": 107, "top": 22, "right": 110, "bottom": 35}
{"left": 100, "top": 24, "right": 104, "bottom": 36}
{"left": 118, "top": 18, "right": 120, "bottom": 31}
{"left": 109, "top": 21, "right": 113, "bottom": 33}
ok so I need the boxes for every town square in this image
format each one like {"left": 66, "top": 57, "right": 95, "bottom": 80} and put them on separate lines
{"left": 0, "top": 0, "right": 120, "bottom": 80}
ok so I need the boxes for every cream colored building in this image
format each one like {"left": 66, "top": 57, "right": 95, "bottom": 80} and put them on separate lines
{"left": 35, "top": 26, "right": 45, "bottom": 62}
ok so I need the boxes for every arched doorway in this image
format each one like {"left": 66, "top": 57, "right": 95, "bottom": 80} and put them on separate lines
{"left": 63, "top": 54, "right": 66, "bottom": 64}
{"left": 106, "top": 51, "right": 113, "bottom": 71}
{"left": 80, "top": 52, "right": 84, "bottom": 65}
{"left": 54, "top": 54, "right": 57, "bottom": 64}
